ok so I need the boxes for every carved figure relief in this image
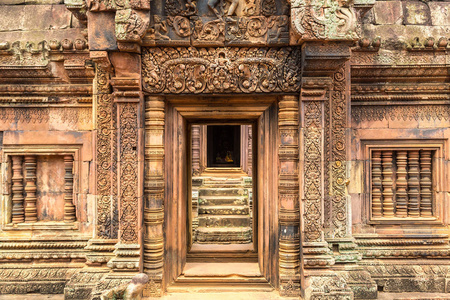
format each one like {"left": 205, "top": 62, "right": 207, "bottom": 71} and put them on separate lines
{"left": 290, "top": 0, "right": 358, "bottom": 42}
{"left": 142, "top": 47, "right": 300, "bottom": 94}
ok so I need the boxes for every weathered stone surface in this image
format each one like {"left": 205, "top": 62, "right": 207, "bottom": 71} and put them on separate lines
{"left": 373, "top": 1, "right": 403, "bottom": 25}
{"left": 429, "top": 2, "right": 450, "bottom": 26}
{"left": 403, "top": 1, "right": 432, "bottom": 25}
{"left": 87, "top": 12, "right": 118, "bottom": 50}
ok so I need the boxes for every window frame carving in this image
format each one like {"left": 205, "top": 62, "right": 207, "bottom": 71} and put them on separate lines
{"left": 363, "top": 140, "right": 445, "bottom": 225}
{"left": 1, "top": 145, "right": 81, "bottom": 231}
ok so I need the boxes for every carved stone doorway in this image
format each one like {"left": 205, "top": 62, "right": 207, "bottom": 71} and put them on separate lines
{"left": 157, "top": 96, "right": 280, "bottom": 293}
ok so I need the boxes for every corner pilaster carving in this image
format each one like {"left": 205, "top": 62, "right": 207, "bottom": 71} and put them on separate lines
{"left": 93, "top": 52, "right": 118, "bottom": 240}
{"left": 300, "top": 77, "right": 335, "bottom": 269}
{"left": 106, "top": 76, "right": 143, "bottom": 274}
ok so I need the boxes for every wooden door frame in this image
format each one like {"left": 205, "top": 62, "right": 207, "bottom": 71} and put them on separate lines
{"left": 163, "top": 96, "right": 279, "bottom": 290}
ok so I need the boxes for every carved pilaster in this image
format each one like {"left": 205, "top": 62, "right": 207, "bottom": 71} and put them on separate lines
{"left": 396, "top": 151, "right": 408, "bottom": 217}
{"left": 300, "top": 78, "right": 334, "bottom": 269}
{"left": 329, "top": 64, "right": 350, "bottom": 238}
{"left": 143, "top": 96, "right": 165, "bottom": 297}
{"left": 381, "top": 151, "right": 394, "bottom": 218}
{"left": 64, "top": 155, "right": 76, "bottom": 222}
{"left": 94, "top": 54, "right": 118, "bottom": 239}
{"left": 278, "top": 95, "right": 300, "bottom": 296}
{"left": 408, "top": 150, "right": 420, "bottom": 217}
{"left": 371, "top": 151, "right": 383, "bottom": 218}
{"left": 24, "top": 155, "right": 37, "bottom": 223}
{"left": 106, "top": 76, "right": 143, "bottom": 274}
{"left": 11, "top": 156, "right": 24, "bottom": 224}
{"left": 420, "top": 150, "right": 433, "bottom": 217}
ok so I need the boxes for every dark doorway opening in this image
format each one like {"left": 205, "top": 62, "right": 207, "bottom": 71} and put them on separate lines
{"left": 207, "top": 125, "right": 241, "bottom": 168}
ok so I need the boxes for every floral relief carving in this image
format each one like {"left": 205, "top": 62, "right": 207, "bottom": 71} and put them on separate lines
{"left": 304, "top": 101, "right": 322, "bottom": 242}
{"left": 142, "top": 47, "right": 301, "bottom": 94}
{"left": 119, "top": 103, "right": 139, "bottom": 243}
{"left": 330, "top": 65, "right": 348, "bottom": 238}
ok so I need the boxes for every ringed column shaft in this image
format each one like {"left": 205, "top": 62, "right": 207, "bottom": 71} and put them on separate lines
{"left": 278, "top": 95, "right": 300, "bottom": 296}
{"left": 11, "top": 156, "right": 24, "bottom": 224}
{"left": 143, "top": 96, "right": 165, "bottom": 296}
{"left": 24, "top": 155, "right": 37, "bottom": 222}
{"left": 64, "top": 155, "right": 76, "bottom": 222}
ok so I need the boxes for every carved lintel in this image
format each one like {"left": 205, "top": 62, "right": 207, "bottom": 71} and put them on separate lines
{"left": 142, "top": 47, "right": 301, "bottom": 94}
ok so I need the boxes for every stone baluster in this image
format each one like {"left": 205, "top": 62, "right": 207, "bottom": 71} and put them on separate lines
{"left": 419, "top": 150, "right": 432, "bottom": 217}
{"left": 381, "top": 151, "right": 394, "bottom": 217}
{"left": 64, "top": 155, "right": 76, "bottom": 222}
{"left": 11, "top": 156, "right": 24, "bottom": 224}
{"left": 395, "top": 151, "right": 408, "bottom": 217}
{"left": 24, "top": 155, "right": 37, "bottom": 222}
{"left": 191, "top": 125, "right": 201, "bottom": 176}
{"left": 408, "top": 150, "right": 420, "bottom": 217}
{"left": 247, "top": 125, "right": 252, "bottom": 176}
{"left": 371, "top": 151, "right": 383, "bottom": 218}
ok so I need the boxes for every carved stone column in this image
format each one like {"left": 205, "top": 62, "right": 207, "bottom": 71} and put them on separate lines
{"left": 278, "top": 95, "right": 301, "bottom": 296}
{"left": 143, "top": 96, "right": 165, "bottom": 297}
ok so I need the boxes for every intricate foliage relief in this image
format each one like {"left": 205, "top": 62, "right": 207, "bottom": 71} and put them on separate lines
{"left": 142, "top": 47, "right": 301, "bottom": 94}
{"left": 303, "top": 101, "right": 322, "bottom": 242}
{"left": 119, "top": 103, "right": 139, "bottom": 243}
{"left": 352, "top": 105, "right": 450, "bottom": 122}
{"left": 95, "top": 65, "right": 117, "bottom": 239}
{"left": 330, "top": 65, "right": 348, "bottom": 238}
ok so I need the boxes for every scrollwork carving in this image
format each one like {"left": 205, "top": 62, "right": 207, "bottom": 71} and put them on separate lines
{"left": 142, "top": 47, "right": 301, "bottom": 94}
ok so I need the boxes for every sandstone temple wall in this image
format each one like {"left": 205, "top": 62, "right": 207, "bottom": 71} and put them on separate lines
{"left": 0, "top": 0, "right": 449, "bottom": 298}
